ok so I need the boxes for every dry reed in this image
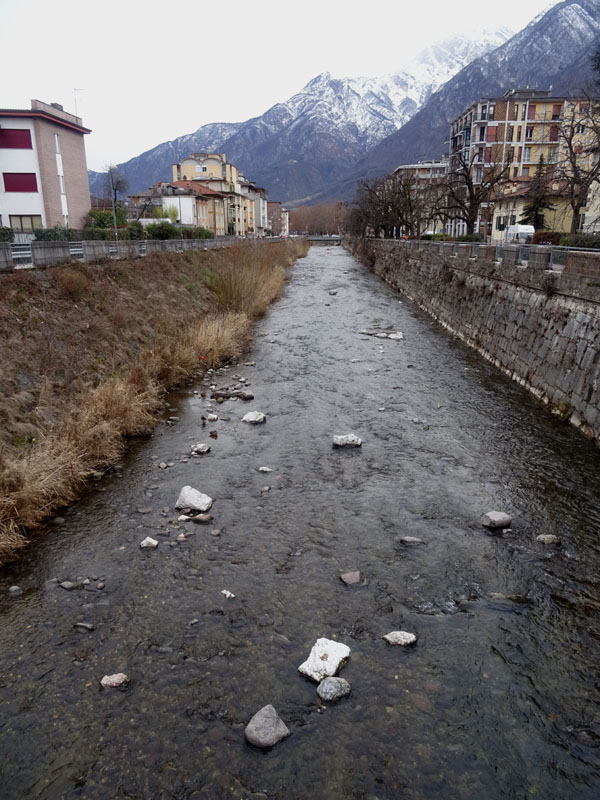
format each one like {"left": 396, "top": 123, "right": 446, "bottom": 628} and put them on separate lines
{"left": 0, "top": 238, "right": 307, "bottom": 563}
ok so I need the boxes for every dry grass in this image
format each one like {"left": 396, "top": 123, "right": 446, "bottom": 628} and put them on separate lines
{"left": 0, "top": 239, "right": 308, "bottom": 563}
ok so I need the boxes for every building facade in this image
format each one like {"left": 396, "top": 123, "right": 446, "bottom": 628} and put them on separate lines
{"left": 0, "top": 99, "right": 91, "bottom": 234}
{"left": 447, "top": 89, "right": 596, "bottom": 236}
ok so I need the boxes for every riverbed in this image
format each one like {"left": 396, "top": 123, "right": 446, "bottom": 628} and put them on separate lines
{"left": 1, "top": 244, "right": 600, "bottom": 799}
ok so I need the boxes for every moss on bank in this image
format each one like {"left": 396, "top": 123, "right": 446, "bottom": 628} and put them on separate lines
{"left": 0, "top": 240, "right": 308, "bottom": 562}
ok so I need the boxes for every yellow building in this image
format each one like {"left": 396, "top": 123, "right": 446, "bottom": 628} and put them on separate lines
{"left": 491, "top": 178, "right": 575, "bottom": 241}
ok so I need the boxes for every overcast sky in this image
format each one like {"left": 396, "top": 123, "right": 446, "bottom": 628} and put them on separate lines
{"left": 2, "top": 0, "right": 557, "bottom": 171}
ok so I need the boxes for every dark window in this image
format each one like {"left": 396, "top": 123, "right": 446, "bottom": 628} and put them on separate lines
{"left": 0, "top": 129, "right": 32, "bottom": 149}
{"left": 552, "top": 104, "right": 562, "bottom": 120}
{"left": 549, "top": 126, "right": 559, "bottom": 142}
{"left": 3, "top": 172, "right": 38, "bottom": 192}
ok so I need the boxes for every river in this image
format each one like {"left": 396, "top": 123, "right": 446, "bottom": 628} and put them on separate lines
{"left": 1, "top": 244, "right": 600, "bottom": 799}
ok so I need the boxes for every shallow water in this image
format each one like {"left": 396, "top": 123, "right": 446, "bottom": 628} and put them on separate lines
{"left": 1, "top": 244, "right": 600, "bottom": 799}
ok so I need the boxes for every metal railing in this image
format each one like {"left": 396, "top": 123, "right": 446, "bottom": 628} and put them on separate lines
{"left": 3, "top": 236, "right": 284, "bottom": 271}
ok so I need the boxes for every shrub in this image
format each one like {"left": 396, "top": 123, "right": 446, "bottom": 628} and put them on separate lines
{"left": 87, "top": 207, "right": 127, "bottom": 227}
{"left": 456, "top": 233, "right": 483, "bottom": 242}
{"left": 126, "top": 221, "right": 145, "bottom": 240}
{"left": 0, "top": 226, "right": 14, "bottom": 242}
{"left": 559, "top": 233, "right": 600, "bottom": 249}
{"left": 532, "top": 231, "right": 561, "bottom": 246}
{"left": 182, "top": 226, "right": 213, "bottom": 239}
{"left": 34, "top": 225, "right": 78, "bottom": 241}
{"left": 54, "top": 266, "right": 92, "bottom": 300}
{"left": 146, "top": 221, "right": 179, "bottom": 240}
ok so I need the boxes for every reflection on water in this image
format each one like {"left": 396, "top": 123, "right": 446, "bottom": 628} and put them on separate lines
{"left": 1, "top": 246, "right": 600, "bottom": 799}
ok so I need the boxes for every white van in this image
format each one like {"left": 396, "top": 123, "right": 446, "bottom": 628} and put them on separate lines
{"left": 506, "top": 224, "right": 535, "bottom": 242}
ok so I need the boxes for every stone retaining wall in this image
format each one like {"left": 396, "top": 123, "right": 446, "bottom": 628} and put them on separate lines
{"left": 349, "top": 239, "right": 600, "bottom": 442}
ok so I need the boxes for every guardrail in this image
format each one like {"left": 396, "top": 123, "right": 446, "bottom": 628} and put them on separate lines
{"left": 371, "top": 238, "right": 600, "bottom": 275}
{"left": 0, "top": 236, "right": 284, "bottom": 272}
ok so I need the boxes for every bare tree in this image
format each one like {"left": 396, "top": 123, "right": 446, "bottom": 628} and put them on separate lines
{"left": 440, "top": 143, "right": 512, "bottom": 235}
{"left": 554, "top": 98, "right": 600, "bottom": 233}
{"left": 103, "top": 165, "right": 129, "bottom": 208}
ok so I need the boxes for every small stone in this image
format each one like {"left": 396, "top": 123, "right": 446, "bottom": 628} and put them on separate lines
{"left": 329, "top": 290, "right": 337, "bottom": 296}
{"left": 383, "top": 631, "right": 417, "bottom": 647}
{"left": 178, "top": 515, "right": 190, "bottom": 522}
{"left": 340, "top": 571, "right": 361, "bottom": 586}
{"left": 207, "top": 413, "right": 218, "bottom": 422}
{"left": 100, "top": 673, "right": 129, "bottom": 688}
{"left": 210, "top": 529, "right": 222, "bottom": 537}
{"left": 136, "top": 507, "right": 152, "bottom": 514}
{"left": 8, "top": 585, "right": 23, "bottom": 597}
{"left": 140, "top": 537, "right": 159, "bottom": 549}
{"left": 317, "top": 677, "right": 351, "bottom": 702}
{"left": 175, "top": 486, "right": 213, "bottom": 512}
{"left": 177, "top": 533, "right": 186, "bottom": 541}
{"left": 59, "top": 581, "right": 78, "bottom": 590}
{"left": 298, "top": 638, "right": 351, "bottom": 682}
{"left": 536, "top": 534, "right": 560, "bottom": 545}
{"left": 482, "top": 511, "right": 512, "bottom": 529}
{"left": 388, "top": 332, "right": 404, "bottom": 340}
{"left": 245, "top": 704, "right": 290, "bottom": 749}
{"left": 51, "top": 516, "right": 66, "bottom": 525}
{"left": 75, "top": 622, "right": 95, "bottom": 631}
{"left": 260, "top": 486, "right": 271, "bottom": 493}
{"left": 189, "top": 513, "right": 213, "bottom": 524}
{"left": 191, "top": 443, "right": 211, "bottom": 455}
{"left": 258, "top": 466, "right": 273, "bottom": 473}
{"left": 242, "top": 411, "right": 266, "bottom": 424}
{"left": 244, "top": 361, "right": 256, "bottom": 366}
{"left": 399, "top": 536, "right": 425, "bottom": 545}
{"left": 221, "top": 589, "right": 235, "bottom": 599}
{"left": 96, "top": 582, "right": 105, "bottom": 590}
{"left": 159, "top": 462, "right": 168, "bottom": 469}
{"left": 332, "top": 434, "right": 362, "bottom": 447}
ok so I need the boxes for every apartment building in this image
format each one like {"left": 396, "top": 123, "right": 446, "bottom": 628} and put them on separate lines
{"left": 130, "top": 180, "right": 228, "bottom": 237}
{"left": 0, "top": 99, "right": 91, "bottom": 233}
{"left": 448, "top": 89, "right": 596, "bottom": 236}
{"left": 392, "top": 158, "right": 449, "bottom": 235}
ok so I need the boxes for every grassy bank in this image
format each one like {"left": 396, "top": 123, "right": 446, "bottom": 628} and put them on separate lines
{"left": 0, "top": 239, "right": 308, "bottom": 563}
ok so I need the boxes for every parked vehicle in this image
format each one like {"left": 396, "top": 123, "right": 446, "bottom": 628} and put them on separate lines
{"left": 506, "top": 224, "right": 535, "bottom": 243}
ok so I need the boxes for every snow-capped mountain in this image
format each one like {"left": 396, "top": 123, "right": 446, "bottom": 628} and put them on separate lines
{"left": 88, "top": 28, "right": 511, "bottom": 201}
{"left": 318, "top": 0, "right": 600, "bottom": 204}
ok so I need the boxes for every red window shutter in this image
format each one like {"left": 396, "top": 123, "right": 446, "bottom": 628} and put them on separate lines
{"left": 0, "top": 129, "right": 32, "bottom": 148}
{"left": 527, "top": 104, "right": 536, "bottom": 120}
{"left": 3, "top": 173, "right": 38, "bottom": 192}
{"left": 549, "top": 126, "right": 559, "bottom": 142}
{"left": 485, "top": 148, "right": 492, "bottom": 162}
{"left": 552, "top": 104, "right": 562, "bottom": 117}
{"left": 487, "top": 126, "right": 497, "bottom": 142}
{"left": 518, "top": 147, "right": 523, "bottom": 160}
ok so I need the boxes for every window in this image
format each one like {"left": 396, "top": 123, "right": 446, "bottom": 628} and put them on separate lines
{"left": 510, "top": 215, "right": 516, "bottom": 226}
{"left": 54, "top": 133, "right": 61, "bottom": 154}
{"left": 521, "top": 105, "right": 526, "bottom": 120}
{"left": 552, "top": 104, "right": 562, "bottom": 120}
{"left": 576, "top": 123, "right": 585, "bottom": 134}
{"left": 487, "top": 126, "right": 497, "bottom": 142}
{"left": 3, "top": 172, "right": 38, "bottom": 192}
{"left": 0, "top": 129, "right": 32, "bottom": 149}
{"left": 522, "top": 167, "right": 530, "bottom": 176}
{"left": 523, "top": 147, "right": 532, "bottom": 161}
{"left": 485, "top": 148, "right": 492, "bottom": 162}
{"left": 517, "top": 126, "right": 522, "bottom": 142}
{"left": 513, "top": 167, "right": 519, "bottom": 177}
{"left": 548, "top": 126, "right": 559, "bottom": 142}
{"left": 477, "top": 147, "right": 484, "bottom": 162}
{"left": 480, "top": 105, "right": 487, "bottom": 120}
{"left": 9, "top": 214, "right": 42, "bottom": 231}
{"left": 527, "top": 104, "right": 536, "bottom": 120}
{"left": 580, "top": 104, "right": 589, "bottom": 114}
{"left": 474, "top": 166, "right": 483, "bottom": 183}
{"left": 479, "top": 126, "right": 486, "bottom": 141}
{"left": 525, "top": 126, "right": 534, "bottom": 140}
{"left": 489, "top": 105, "right": 495, "bottom": 121}
{"left": 514, "top": 104, "right": 519, "bottom": 120}
{"left": 578, "top": 213, "right": 586, "bottom": 230}
{"left": 547, "top": 147, "right": 558, "bottom": 163}
{"left": 508, "top": 126, "right": 514, "bottom": 141}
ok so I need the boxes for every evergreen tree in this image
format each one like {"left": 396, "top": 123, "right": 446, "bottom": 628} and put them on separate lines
{"left": 519, "top": 157, "right": 554, "bottom": 229}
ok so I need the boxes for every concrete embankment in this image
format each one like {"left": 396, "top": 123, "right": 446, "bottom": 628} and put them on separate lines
{"left": 349, "top": 238, "right": 600, "bottom": 442}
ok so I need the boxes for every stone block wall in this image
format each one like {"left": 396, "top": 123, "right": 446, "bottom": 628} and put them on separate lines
{"left": 350, "top": 239, "right": 600, "bottom": 442}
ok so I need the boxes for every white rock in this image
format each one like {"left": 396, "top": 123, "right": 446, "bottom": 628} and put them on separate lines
{"left": 191, "top": 443, "right": 211, "bottom": 455}
{"left": 100, "top": 673, "right": 129, "bottom": 688}
{"left": 298, "top": 637, "right": 351, "bottom": 682}
{"left": 140, "top": 537, "right": 158, "bottom": 549}
{"left": 242, "top": 411, "right": 266, "bottom": 424}
{"left": 388, "top": 332, "right": 404, "bottom": 340}
{"left": 537, "top": 534, "right": 559, "bottom": 545}
{"left": 221, "top": 589, "right": 235, "bottom": 599}
{"left": 245, "top": 704, "right": 290, "bottom": 749}
{"left": 207, "top": 413, "right": 218, "bottom": 422}
{"left": 399, "top": 536, "right": 425, "bottom": 545}
{"left": 175, "top": 486, "right": 213, "bottom": 512}
{"left": 178, "top": 515, "right": 190, "bottom": 522}
{"left": 376, "top": 332, "right": 388, "bottom": 339}
{"left": 482, "top": 511, "right": 512, "bottom": 529}
{"left": 258, "top": 466, "right": 273, "bottom": 472}
{"left": 333, "top": 434, "right": 362, "bottom": 447}
{"left": 383, "top": 631, "right": 417, "bottom": 647}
